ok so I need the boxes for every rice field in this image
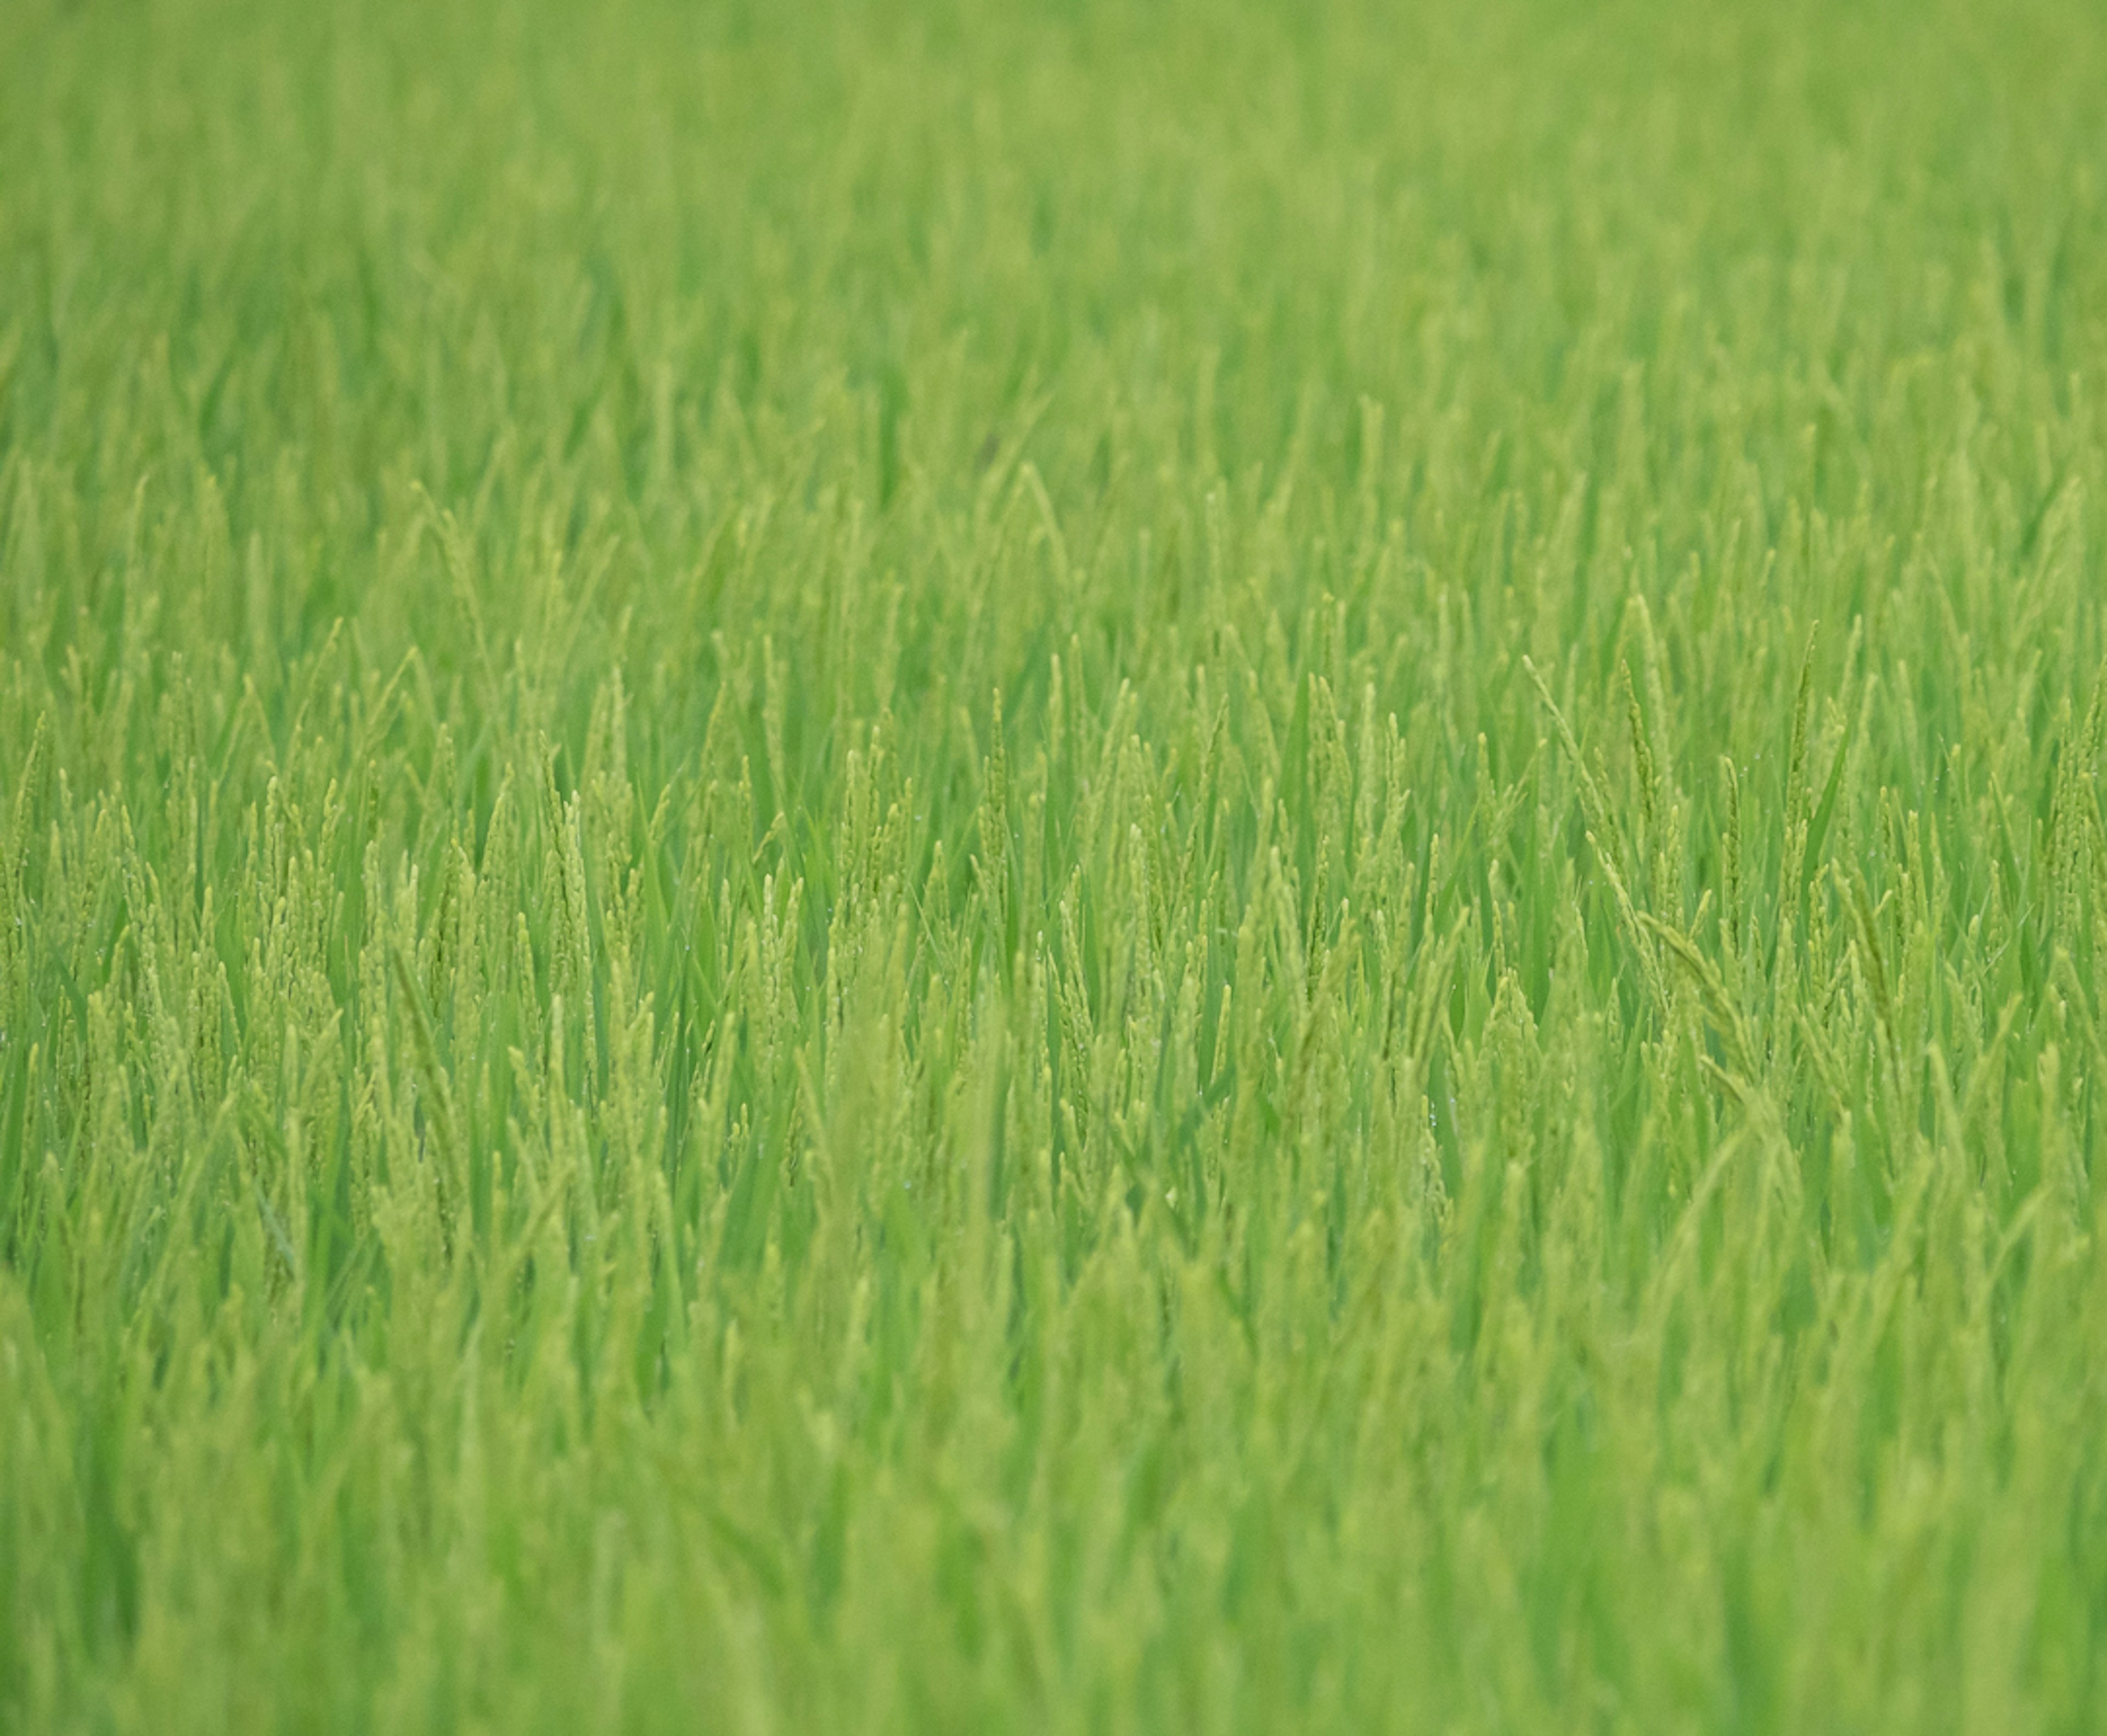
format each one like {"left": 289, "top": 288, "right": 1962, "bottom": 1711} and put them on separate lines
{"left": 4, "top": 0, "right": 2107, "bottom": 1729}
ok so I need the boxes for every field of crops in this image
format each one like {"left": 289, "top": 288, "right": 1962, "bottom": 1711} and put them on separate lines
{"left": 4, "top": 0, "right": 2106, "bottom": 1729}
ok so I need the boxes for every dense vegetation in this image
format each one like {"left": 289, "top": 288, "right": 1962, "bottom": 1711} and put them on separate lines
{"left": 4, "top": 0, "right": 2106, "bottom": 1728}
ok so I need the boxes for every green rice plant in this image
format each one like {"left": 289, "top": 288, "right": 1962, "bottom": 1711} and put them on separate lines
{"left": 3, "top": 0, "right": 2106, "bottom": 1728}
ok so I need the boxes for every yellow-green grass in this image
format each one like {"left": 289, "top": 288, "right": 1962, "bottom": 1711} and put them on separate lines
{"left": 3, "top": 0, "right": 2106, "bottom": 1728}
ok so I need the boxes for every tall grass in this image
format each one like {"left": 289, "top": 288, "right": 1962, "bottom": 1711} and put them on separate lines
{"left": 3, "top": 0, "right": 2106, "bottom": 1728}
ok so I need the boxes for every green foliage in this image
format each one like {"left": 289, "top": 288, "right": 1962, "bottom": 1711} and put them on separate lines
{"left": 4, "top": 0, "right": 2107, "bottom": 1728}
